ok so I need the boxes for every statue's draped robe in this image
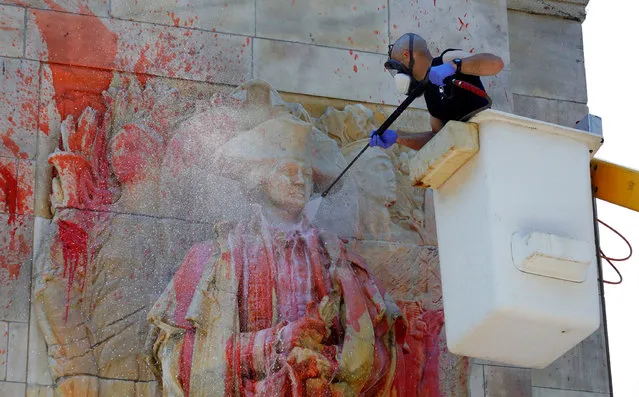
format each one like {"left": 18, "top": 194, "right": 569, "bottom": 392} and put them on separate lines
{"left": 148, "top": 210, "right": 406, "bottom": 397}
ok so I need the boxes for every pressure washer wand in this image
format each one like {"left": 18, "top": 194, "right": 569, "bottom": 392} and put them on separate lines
{"left": 320, "top": 77, "right": 490, "bottom": 198}
{"left": 320, "top": 83, "right": 428, "bottom": 198}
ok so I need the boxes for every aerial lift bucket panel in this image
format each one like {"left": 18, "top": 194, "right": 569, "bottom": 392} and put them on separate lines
{"left": 409, "top": 110, "right": 603, "bottom": 368}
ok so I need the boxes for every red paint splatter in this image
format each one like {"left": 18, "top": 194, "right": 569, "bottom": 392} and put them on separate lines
{"left": 246, "top": 37, "right": 251, "bottom": 46}
{"left": 353, "top": 65, "right": 358, "bottom": 73}
{"left": 374, "top": 30, "right": 380, "bottom": 35}
{"left": 434, "top": 0, "right": 436, "bottom": 6}
{"left": 0, "top": 165, "right": 18, "bottom": 225}
{"left": 168, "top": 11, "right": 181, "bottom": 26}
{"left": 57, "top": 220, "right": 88, "bottom": 321}
{"left": 349, "top": 50, "right": 353, "bottom": 55}
{"left": 354, "top": 54, "right": 359, "bottom": 60}
{"left": 1, "top": 128, "right": 27, "bottom": 159}
{"left": 393, "top": 24, "right": 397, "bottom": 29}
{"left": 134, "top": 44, "right": 151, "bottom": 86}
{"left": 33, "top": 9, "right": 117, "bottom": 121}
{"left": 469, "top": 48, "right": 475, "bottom": 53}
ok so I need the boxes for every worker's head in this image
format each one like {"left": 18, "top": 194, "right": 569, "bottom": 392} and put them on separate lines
{"left": 384, "top": 33, "right": 432, "bottom": 95}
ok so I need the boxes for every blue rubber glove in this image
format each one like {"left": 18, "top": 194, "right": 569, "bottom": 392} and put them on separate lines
{"left": 428, "top": 62, "right": 456, "bottom": 86}
{"left": 370, "top": 129, "right": 397, "bottom": 149}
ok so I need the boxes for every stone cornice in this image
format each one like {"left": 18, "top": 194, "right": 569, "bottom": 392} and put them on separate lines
{"left": 507, "top": 0, "right": 588, "bottom": 22}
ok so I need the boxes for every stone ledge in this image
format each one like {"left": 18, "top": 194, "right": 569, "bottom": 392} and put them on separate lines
{"left": 507, "top": 0, "right": 588, "bottom": 22}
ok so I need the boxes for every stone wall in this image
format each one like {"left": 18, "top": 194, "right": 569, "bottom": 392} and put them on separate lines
{"left": 0, "top": 0, "right": 610, "bottom": 396}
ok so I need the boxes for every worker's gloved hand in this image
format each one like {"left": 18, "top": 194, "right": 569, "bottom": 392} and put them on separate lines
{"left": 370, "top": 129, "right": 397, "bottom": 149}
{"left": 428, "top": 62, "right": 456, "bottom": 86}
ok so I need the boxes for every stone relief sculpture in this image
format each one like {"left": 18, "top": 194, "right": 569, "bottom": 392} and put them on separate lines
{"left": 313, "top": 104, "right": 426, "bottom": 244}
{"left": 35, "top": 80, "right": 204, "bottom": 396}
{"left": 34, "top": 78, "right": 468, "bottom": 397}
{"left": 147, "top": 117, "right": 406, "bottom": 396}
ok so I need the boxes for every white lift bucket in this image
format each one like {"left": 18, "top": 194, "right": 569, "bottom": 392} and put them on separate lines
{"left": 409, "top": 110, "right": 603, "bottom": 368}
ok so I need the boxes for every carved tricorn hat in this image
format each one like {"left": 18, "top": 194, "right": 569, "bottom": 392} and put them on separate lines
{"left": 213, "top": 117, "right": 342, "bottom": 188}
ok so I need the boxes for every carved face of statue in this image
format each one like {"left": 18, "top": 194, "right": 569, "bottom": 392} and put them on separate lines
{"left": 263, "top": 159, "right": 313, "bottom": 214}
{"left": 358, "top": 152, "right": 397, "bottom": 205}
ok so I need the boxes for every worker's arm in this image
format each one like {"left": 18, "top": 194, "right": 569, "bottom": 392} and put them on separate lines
{"left": 441, "top": 50, "right": 504, "bottom": 76}
{"left": 395, "top": 117, "right": 443, "bottom": 151}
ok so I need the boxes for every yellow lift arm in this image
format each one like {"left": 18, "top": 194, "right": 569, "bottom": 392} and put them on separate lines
{"left": 591, "top": 159, "right": 639, "bottom": 212}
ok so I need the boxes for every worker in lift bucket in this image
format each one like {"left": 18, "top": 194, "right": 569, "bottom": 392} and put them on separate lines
{"left": 370, "top": 33, "right": 505, "bottom": 151}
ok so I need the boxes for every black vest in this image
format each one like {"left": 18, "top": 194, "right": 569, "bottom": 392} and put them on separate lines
{"left": 424, "top": 49, "right": 490, "bottom": 123}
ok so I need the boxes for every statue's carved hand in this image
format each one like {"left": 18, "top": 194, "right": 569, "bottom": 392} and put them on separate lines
{"left": 279, "top": 315, "right": 327, "bottom": 353}
{"left": 287, "top": 347, "right": 337, "bottom": 381}
{"left": 278, "top": 302, "right": 329, "bottom": 353}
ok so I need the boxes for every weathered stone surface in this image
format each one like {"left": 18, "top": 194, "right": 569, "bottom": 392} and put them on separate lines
{"left": 513, "top": 94, "right": 588, "bottom": 128}
{"left": 0, "top": 215, "right": 33, "bottom": 323}
{"left": 0, "top": 58, "right": 39, "bottom": 160}
{"left": 469, "top": 364, "right": 485, "bottom": 397}
{"left": 256, "top": 0, "right": 388, "bottom": 53}
{"left": 531, "top": 388, "right": 608, "bottom": 397}
{"left": 0, "top": 321, "right": 7, "bottom": 381}
{"left": 390, "top": 0, "right": 510, "bottom": 65}
{"left": 0, "top": 381, "right": 26, "bottom": 396}
{"left": 112, "top": 0, "right": 254, "bottom": 35}
{"left": 7, "top": 322, "right": 28, "bottom": 382}
{"left": 0, "top": 5, "right": 25, "bottom": 58}
{"left": 482, "top": 68, "right": 513, "bottom": 113}
{"left": 26, "top": 10, "right": 251, "bottom": 84}
{"left": 2, "top": 0, "right": 108, "bottom": 17}
{"left": 27, "top": 295, "right": 53, "bottom": 386}
{"left": 485, "top": 366, "right": 532, "bottom": 397}
{"left": 531, "top": 326, "right": 610, "bottom": 394}
{"left": 33, "top": 207, "right": 211, "bottom": 389}
{"left": 507, "top": 0, "right": 587, "bottom": 22}
{"left": 253, "top": 38, "right": 424, "bottom": 108}
{"left": 17, "top": 160, "right": 34, "bottom": 216}
{"left": 27, "top": 385, "right": 55, "bottom": 397}
{"left": 508, "top": 10, "right": 587, "bottom": 102}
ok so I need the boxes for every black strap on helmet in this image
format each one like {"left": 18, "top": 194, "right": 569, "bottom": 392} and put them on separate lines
{"left": 384, "top": 33, "right": 416, "bottom": 76}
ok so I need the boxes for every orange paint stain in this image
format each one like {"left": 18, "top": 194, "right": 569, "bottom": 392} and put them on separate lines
{"left": 353, "top": 65, "right": 358, "bottom": 73}
{"left": 33, "top": 10, "right": 117, "bottom": 121}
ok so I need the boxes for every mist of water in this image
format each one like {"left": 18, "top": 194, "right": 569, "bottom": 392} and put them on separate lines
{"left": 304, "top": 196, "right": 324, "bottom": 222}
